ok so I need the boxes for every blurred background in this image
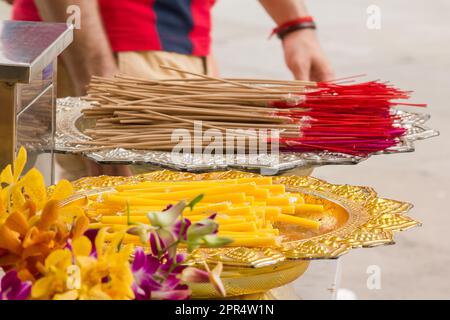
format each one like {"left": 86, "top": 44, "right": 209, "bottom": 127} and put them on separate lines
{"left": 1, "top": 0, "right": 448, "bottom": 299}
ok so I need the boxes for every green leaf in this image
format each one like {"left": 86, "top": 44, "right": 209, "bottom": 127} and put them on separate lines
{"left": 202, "top": 235, "right": 234, "bottom": 248}
{"left": 126, "top": 201, "right": 132, "bottom": 225}
{"left": 188, "top": 194, "right": 204, "bottom": 211}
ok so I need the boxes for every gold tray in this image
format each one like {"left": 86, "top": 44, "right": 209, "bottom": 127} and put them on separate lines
{"left": 63, "top": 170, "right": 419, "bottom": 298}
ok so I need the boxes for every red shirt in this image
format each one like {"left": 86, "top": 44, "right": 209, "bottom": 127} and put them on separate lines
{"left": 12, "top": 0, "right": 214, "bottom": 56}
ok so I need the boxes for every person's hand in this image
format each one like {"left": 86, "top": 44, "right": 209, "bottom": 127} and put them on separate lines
{"left": 282, "top": 29, "right": 334, "bottom": 82}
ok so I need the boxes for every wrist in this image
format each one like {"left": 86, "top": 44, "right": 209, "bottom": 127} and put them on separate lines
{"left": 282, "top": 28, "right": 317, "bottom": 45}
{"left": 270, "top": 16, "right": 316, "bottom": 40}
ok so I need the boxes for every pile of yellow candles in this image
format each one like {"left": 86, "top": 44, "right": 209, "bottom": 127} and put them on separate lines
{"left": 88, "top": 177, "right": 325, "bottom": 247}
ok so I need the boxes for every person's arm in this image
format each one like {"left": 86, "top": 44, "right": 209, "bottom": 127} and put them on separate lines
{"left": 35, "top": 0, "right": 130, "bottom": 177}
{"left": 34, "top": 0, "right": 118, "bottom": 96}
{"left": 259, "top": 0, "right": 334, "bottom": 81}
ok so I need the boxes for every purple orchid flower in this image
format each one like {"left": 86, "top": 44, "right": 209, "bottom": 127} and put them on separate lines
{"left": 149, "top": 218, "right": 192, "bottom": 256}
{"left": 129, "top": 196, "right": 230, "bottom": 300}
{"left": 188, "top": 215, "right": 219, "bottom": 238}
{"left": 163, "top": 204, "right": 173, "bottom": 211}
{"left": 182, "top": 262, "right": 226, "bottom": 297}
{"left": 147, "top": 201, "right": 192, "bottom": 256}
{"left": 0, "top": 270, "right": 31, "bottom": 300}
{"left": 131, "top": 247, "right": 190, "bottom": 300}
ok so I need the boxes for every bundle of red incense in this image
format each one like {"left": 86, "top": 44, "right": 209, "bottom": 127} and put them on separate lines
{"left": 271, "top": 81, "right": 426, "bottom": 155}
{"left": 78, "top": 66, "right": 426, "bottom": 157}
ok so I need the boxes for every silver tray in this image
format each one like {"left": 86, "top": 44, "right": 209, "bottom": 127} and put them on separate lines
{"left": 55, "top": 97, "right": 439, "bottom": 174}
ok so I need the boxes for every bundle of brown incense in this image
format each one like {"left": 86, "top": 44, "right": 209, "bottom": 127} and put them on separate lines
{"left": 77, "top": 66, "right": 425, "bottom": 156}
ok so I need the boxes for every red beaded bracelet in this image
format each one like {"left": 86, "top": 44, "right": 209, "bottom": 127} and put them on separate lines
{"left": 270, "top": 16, "right": 316, "bottom": 39}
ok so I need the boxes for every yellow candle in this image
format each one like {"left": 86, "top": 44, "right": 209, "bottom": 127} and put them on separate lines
{"left": 115, "top": 180, "right": 238, "bottom": 191}
{"left": 276, "top": 214, "right": 320, "bottom": 230}
{"left": 202, "top": 193, "right": 246, "bottom": 204}
{"left": 188, "top": 216, "right": 251, "bottom": 224}
{"left": 218, "top": 222, "right": 257, "bottom": 232}
{"left": 122, "top": 183, "right": 257, "bottom": 201}
{"left": 183, "top": 202, "right": 231, "bottom": 215}
{"left": 87, "top": 177, "right": 329, "bottom": 249}
{"left": 103, "top": 194, "right": 170, "bottom": 206}
{"left": 222, "top": 237, "right": 280, "bottom": 247}
{"left": 248, "top": 188, "right": 270, "bottom": 199}
{"left": 290, "top": 193, "right": 305, "bottom": 204}
{"left": 259, "top": 206, "right": 281, "bottom": 219}
{"left": 295, "top": 204, "right": 325, "bottom": 215}
{"left": 258, "top": 184, "right": 285, "bottom": 194}
{"left": 280, "top": 205, "right": 296, "bottom": 214}
{"left": 266, "top": 197, "right": 291, "bottom": 206}
{"left": 220, "top": 228, "right": 279, "bottom": 236}
{"left": 221, "top": 206, "right": 253, "bottom": 216}
{"left": 245, "top": 196, "right": 255, "bottom": 204}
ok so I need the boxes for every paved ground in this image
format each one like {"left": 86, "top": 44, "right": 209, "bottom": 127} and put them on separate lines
{"left": 2, "top": 0, "right": 449, "bottom": 299}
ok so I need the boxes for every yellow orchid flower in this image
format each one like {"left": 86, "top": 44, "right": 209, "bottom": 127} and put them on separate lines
{"left": 0, "top": 147, "right": 86, "bottom": 281}
{"left": 0, "top": 199, "right": 89, "bottom": 280}
{"left": 32, "top": 229, "right": 135, "bottom": 300}
{"left": 73, "top": 229, "right": 134, "bottom": 300}
{"left": 0, "top": 147, "right": 75, "bottom": 216}
{"left": 49, "top": 179, "right": 74, "bottom": 202}
{"left": 1, "top": 147, "right": 32, "bottom": 213}
{"left": 31, "top": 249, "right": 73, "bottom": 299}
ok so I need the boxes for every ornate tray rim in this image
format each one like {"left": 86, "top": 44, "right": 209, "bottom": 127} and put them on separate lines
{"left": 65, "top": 170, "right": 420, "bottom": 268}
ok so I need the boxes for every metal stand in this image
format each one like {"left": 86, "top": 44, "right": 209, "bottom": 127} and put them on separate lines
{"left": 0, "top": 21, "right": 73, "bottom": 184}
